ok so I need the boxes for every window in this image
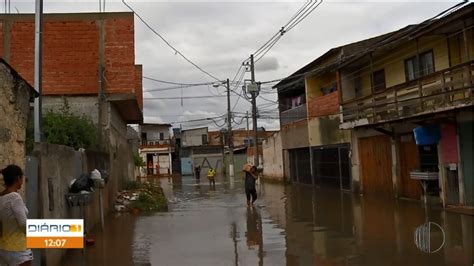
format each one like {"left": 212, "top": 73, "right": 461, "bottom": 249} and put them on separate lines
{"left": 321, "top": 82, "right": 337, "bottom": 96}
{"left": 372, "top": 69, "right": 386, "bottom": 92}
{"left": 202, "top": 134, "right": 208, "bottom": 145}
{"left": 404, "top": 50, "right": 434, "bottom": 81}
{"left": 141, "top": 133, "right": 147, "bottom": 145}
{"left": 419, "top": 50, "right": 434, "bottom": 76}
{"left": 159, "top": 132, "right": 164, "bottom": 141}
{"left": 354, "top": 73, "right": 363, "bottom": 98}
{"left": 405, "top": 56, "right": 418, "bottom": 81}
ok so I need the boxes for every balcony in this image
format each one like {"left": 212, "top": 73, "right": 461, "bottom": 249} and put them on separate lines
{"left": 341, "top": 61, "right": 473, "bottom": 129}
{"left": 140, "top": 139, "right": 172, "bottom": 150}
{"left": 280, "top": 103, "right": 307, "bottom": 126}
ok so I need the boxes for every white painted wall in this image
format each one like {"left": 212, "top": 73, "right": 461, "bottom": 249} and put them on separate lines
{"left": 262, "top": 132, "right": 284, "bottom": 180}
{"left": 182, "top": 127, "right": 208, "bottom": 146}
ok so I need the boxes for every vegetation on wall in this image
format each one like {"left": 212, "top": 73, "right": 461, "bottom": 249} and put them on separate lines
{"left": 26, "top": 99, "right": 98, "bottom": 152}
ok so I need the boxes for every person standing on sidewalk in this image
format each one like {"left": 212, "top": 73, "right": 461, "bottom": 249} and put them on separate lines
{"left": 0, "top": 165, "right": 33, "bottom": 266}
{"left": 244, "top": 165, "right": 258, "bottom": 207}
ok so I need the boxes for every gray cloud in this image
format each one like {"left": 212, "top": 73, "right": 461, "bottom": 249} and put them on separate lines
{"left": 255, "top": 57, "right": 280, "bottom": 72}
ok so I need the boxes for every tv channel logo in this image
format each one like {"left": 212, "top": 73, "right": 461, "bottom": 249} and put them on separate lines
{"left": 26, "top": 219, "right": 84, "bottom": 249}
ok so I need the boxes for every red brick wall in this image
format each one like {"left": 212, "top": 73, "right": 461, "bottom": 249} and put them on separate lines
{"left": 104, "top": 17, "right": 135, "bottom": 94}
{"left": 10, "top": 22, "right": 35, "bottom": 84}
{"left": 0, "top": 13, "right": 138, "bottom": 97}
{"left": 135, "top": 65, "right": 143, "bottom": 110}
{"left": 307, "top": 90, "right": 340, "bottom": 118}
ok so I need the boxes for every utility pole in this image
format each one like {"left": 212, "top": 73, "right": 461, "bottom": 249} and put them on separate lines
{"left": 246, "top": 111, "right": 250, "bottom": 150}
{"left": 226, "top": 78, "right": 234, "bottom": 178}
{"left": 34, "top": 0, "right": 43, "bottom": 143}
{"left": 250, "top": 54, "right": 259, "bottom": 167}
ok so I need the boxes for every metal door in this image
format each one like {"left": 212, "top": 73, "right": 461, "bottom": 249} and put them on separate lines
{"left": 181, "top": 157, "right": 193, "bottom": 175}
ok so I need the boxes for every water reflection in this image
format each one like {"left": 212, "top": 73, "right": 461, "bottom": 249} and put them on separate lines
{"left": 260, "top": 182, "right": 473, "bottom": 266}
{"left": 65, "top": 174, "right": 474, "bottom": 266}
{"left": 246, "top": 207, "right": 264, "bottom": 265}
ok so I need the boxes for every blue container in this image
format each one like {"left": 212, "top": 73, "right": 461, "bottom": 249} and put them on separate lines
{"left": 413, "top": 125, "right": 441, "bottom": 146}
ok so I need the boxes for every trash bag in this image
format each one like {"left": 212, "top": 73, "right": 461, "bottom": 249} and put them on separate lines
{"left": 99, "top": 169, "right": 109, "bottom": 184}
{"left": 70, "top": 174, "right": 94, "bottom": 193}
{"left": 90, "top": 169, "right": 101, "bottom": 180}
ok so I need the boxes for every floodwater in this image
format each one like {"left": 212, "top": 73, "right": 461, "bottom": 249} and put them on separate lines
{"left": 65, "top": 174, "right": 473, "bottom": 266}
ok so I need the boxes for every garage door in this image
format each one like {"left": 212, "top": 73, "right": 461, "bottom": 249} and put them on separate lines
{"left": 359, "top": 135, "right": 393, "bottom": 197}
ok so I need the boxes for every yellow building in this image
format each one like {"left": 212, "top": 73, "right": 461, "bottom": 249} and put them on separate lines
{"left": 338, "top": 3, "right": 473, "bottom": 207}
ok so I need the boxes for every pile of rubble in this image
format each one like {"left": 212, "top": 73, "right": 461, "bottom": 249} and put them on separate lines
{"left": 114, "top": 181, "right": 168, "bottom": 212}
{"left": 114, "top": 190, "right": 139, "bottom": 212}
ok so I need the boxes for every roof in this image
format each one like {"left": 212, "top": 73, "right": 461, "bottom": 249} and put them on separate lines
{"left": 0, "top": 58, "right": 38, "bottom": 100}
{"left": 273, "top": 32, "right": 394, "bottom": 89}
{"left": 0, "top": 12, "right": 133, "bottom": 21}
{"left": 181, "top": 126, "right": 208, "bottom": 133}
{"left": 338, "top": 2, "right": 473, "bottom": 68}
{"left": 141, "top": 123, "right": 172, "bottom": 127}
{"left": 273, "top": 2, "right": 473, "bottom": 89}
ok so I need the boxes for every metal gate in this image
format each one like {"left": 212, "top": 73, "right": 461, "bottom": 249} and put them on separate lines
{"left": 181, "top": 157, "right": 193, "bottom": 175}
{"left": 312, "top": 144, "right": 351, "bottom": 190}
{"left": 289, "top": 148, "right": 311, "bottom": 184}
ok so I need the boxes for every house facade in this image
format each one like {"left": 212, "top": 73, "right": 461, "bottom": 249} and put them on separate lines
{"left": 0, "top": 12, "right": 144, "bottom": 190}
{"left": 338, "top": 4, "right": 473, "bottom": 206}
{"left": 139, "top": 123, "right": 173, "bottom": 175}
{"left": 274, "top": 36, "right": 385, "bottom": 188}
{"left": 180, "top": 127, "right": 224, "bottom": 175}
{"left": 275, "top": 76, "right": 311, "bottom": 183}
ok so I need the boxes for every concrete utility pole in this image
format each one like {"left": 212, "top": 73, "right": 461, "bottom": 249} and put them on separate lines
{"left": 226, "top": 78, "right": 234, "bottom": 178}
{"left": 250, "top": 54, "right": 259, "bottom": 167}
{"left": 246, "top": 111, "right": 250, "bottom": 150}
{"left": 34, "top": 0, "right": 43, "bottom": 143}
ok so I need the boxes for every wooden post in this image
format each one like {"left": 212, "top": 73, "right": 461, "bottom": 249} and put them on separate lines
{"left": 369, "top": 53, "right": 376, "bottom": 120}
{"left": 416, "top": 39, "right": 424, "bottom": 112}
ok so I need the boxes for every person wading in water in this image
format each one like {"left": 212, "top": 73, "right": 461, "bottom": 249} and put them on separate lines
{"left": 244, "top": 165, "right": 258, "bottom": 207}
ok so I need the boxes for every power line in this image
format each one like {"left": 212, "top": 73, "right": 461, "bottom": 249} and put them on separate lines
{"left": 143, "top": 76, "right": 215, "bottom": 86}
{"left": 122, "top": 0, "right": 221, "bottom": 81}
{"left": 254, "top": 0, "right": 324, "bottom": 63}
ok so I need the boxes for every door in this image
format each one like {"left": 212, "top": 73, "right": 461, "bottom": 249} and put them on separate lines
{"left": 313, "top": 144, "right": 351, "bottom": 190}
{"left": 158, "top": 155, "right": 170, "bottom": 175}
{"left": 359, "top": 135, "right": 393, "bottom": 197}
{"left": 398, "top": 135, "right": 422, "bottom": 199}
{"left": 459, "top": 121, "right": 473, "bottom": 206}
{"left": 181, "top": 157, "right": 193, "bottom": 175}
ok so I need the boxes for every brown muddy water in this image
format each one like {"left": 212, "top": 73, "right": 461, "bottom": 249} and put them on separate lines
{"left": 64, "top": 174, "right": 473, "bottom": 266}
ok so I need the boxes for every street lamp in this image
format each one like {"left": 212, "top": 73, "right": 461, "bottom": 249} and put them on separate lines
{"left": 213, "top": 79, "right": 235, "bottom": 178}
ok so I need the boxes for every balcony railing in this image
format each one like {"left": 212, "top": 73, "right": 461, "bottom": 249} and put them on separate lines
{"left": 341, "top": 61, "right": 473, "bottom": 128}
{"left": 280, "top": 103, "right": 307, "bottom": 126}
{"left": 140, "top": 139, "right": 171, "bottom": 149}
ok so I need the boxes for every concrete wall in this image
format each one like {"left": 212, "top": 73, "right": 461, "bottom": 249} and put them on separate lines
{"left": 281, "top": 119, "right": 309, "bottom": 150}
{"left": 141, "top": 125, "right": 171, "bottom": 142}
{"left": 105, "top": 102, "right": 134, "bottom": 188}
{"left": 0, "top": 61, "right": 33, "bottom": 193}
{"left": 182, "top": 128, "right": 208, "bottom": 146}
{"left": 262, "top": 132, "right": 284, "bottom": 180}
{"left": 192, "top": 153, "right": 223, "bottom": 174}
{"left": 43, "top": 96, "right": 99, "bottom": 124}
{"left": 33, "top": 143, "right": 111, "bottom": 266}
{"left": 308, "top": 115, "right": 351, "bottom": 147}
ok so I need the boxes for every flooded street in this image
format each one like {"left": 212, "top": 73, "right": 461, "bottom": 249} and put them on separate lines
{"left": 66, "top": 174, "right": 473, "bottom": 265}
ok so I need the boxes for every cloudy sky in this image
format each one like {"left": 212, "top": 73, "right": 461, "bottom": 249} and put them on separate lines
{"left": 12, "top": 0, "right": 458, "bottom": 130}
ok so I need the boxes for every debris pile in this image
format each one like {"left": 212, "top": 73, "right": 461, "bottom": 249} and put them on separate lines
{"left": 115, "top": 181, "right": 168, "bottom": 213}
